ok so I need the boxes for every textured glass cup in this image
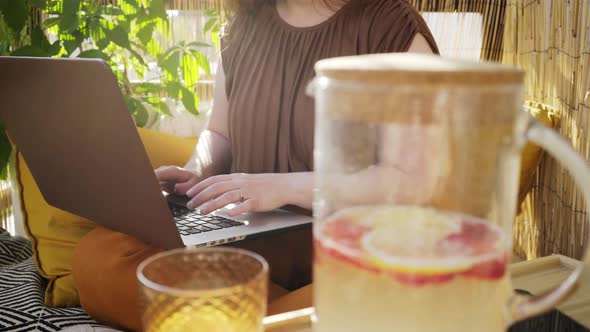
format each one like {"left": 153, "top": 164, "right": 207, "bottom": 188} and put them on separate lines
{"left": 137, "top": 248, "right": 268, "bottom": 332}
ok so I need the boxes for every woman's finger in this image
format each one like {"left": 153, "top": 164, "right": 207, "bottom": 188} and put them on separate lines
{"left": 199, "top": 190, "right": 242, "bottom": 214}
{"left": 186, "top": 174, "right": 234, "bottom": 197}
{"left": 227, "top": 199, "right": 256, "bottom": 217}
{"left": 174, "top": 176, "right": 200, "bottom": 196}
{"left": 186, "top": 180, "right": 237, "bottom": 209}
{"left": 155, "top": 166, "right": 193, "bottom": 183}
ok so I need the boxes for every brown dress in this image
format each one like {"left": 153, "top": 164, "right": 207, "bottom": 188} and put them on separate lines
{"left": 224, "top": 0, "right": 438, "bottom": 174}
{"left": 72, "top": 2, "right": 438, "bottom": 331}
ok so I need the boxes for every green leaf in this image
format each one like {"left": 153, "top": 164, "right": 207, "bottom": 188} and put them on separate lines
{"left": 158, "top": 49, "right": 180, "bottom": 76}
{"left": 148, "top": 0, "right": 167, "bottom": 19}
{"left": 59, "top": 0, "right": 81, "bottom": 32}
{"left": 97, "top": 6, "right": 124, "bottom": 17}
{"left": 62, "top": 30, "right": 85, "bottom": 55}
{"left": 105, "top": 25, "right": 130, "bottom": 49}
{"left": 145, "top": 38, "right": 163, "bottom": 57}
{"left": 81, "top": 0, "right": 98, "bottom": 15}
{"left": 157, "top": 101, "right": 172, "bottom": 116}
{"left": 148, "top": 99, "right": 172, "bottom": 116}
{"left": 187, "top": 41, "right": 211, "bottom": 49}
{"left": 180, "top": 86, "right": 199, "bottom": 115}
{"left": 137, "top": 22, "right": 155, "bottom": 47}
{"left": 59, "top": 14, "right": 80, "bottom": 33}
{"left": 119, "top": 0, "right": 139, "bottom": 15}
{"left": 165, "top": 81, "right": 180, "bottom": 99}
{"left": 153, "top": 16, "right": 168, "bottom": 36}
{"left": 62, "top": 0, "right": 81, "bottom": 15}
{"left": 160, "top": 45, "right": 178, "bottom": 59}
{"left": 181, "top": 53, "right": 199, "bottom": 88}
{"left": 99, "top": 17, "right": 115, "bottom": 31}
{"left": 11, "top": 45, "right": 50, "bottom": 57}
{"left": 42, "top": 17, "right": 61, "bottom": 29}
{"left": 126, "top": 96, "right": 149, "bottom": 127}
{"left": 31, "top": 26, "right": 51, "bottom": 50}
{"left": 121, "top": 0, "right": 139, "bottom": 10}
{"left": 128, "top": 47, "right": 146, "bottom": 66}
{"left": 48, "top": 40, "right": 61, "bottom": 56}
{"left": 45, "top": 0, "right": 60, "bottom": 10}
{"left": 124, "top": 94, "right": 137, "bottom": 110}
{"left": 195, "top": 51, "right": 211, "bottom": 75}
{"left": 130, "top": 55, "right": 146, "bottom": 80}
{"left": 0, "top": 0, "right": 28, "bottom": 34}
{"left": 117, "top": 18, "right": 131, "bottom": 33}
{"left": 78, "top": 49, "right": 110, "bottom": 61}
{"left": 85, "top": 17, "right": 102, "bottom": 37}
{"left": 96, "top": 38, "right": 109, "bottom": 50}
{"left": 117, "top": 71, "right": 132, "bottom": 89}
{"left": 204, "top": 17, "right": 217, "bottom": 33}
{"left": 135, "top": 82, "right": 166, "bottom": 94}
{"left": 134, "top": 11, "right": 149, "bottom": 25}
{"left": 72, "top": 29, "right": 85, "bottom": 41}
{"left": 0, "top": 120, "right": 11, "bottom": 180}
{"left": 63, "top": 39, "right": 81, "bottom": 55}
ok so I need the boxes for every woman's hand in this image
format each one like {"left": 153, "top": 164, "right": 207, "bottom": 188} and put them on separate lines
{"left": 155, "top": 166, "right": 201, "bottom": 195}
{"left": 185, "top": 172, "right": 313, "bottom": 217}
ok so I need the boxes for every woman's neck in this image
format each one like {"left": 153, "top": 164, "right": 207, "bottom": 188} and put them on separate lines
{"left": 276, "top": 0, "right": 344, "bottom": 28}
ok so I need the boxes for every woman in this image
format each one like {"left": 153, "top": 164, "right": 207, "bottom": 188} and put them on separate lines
{"left": 73, "top": 0, "right": 438, "bottom": 330}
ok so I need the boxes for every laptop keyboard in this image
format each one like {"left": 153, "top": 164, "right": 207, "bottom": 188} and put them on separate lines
{"left": 169, "top": 204, "right": 244, "bottom": 236}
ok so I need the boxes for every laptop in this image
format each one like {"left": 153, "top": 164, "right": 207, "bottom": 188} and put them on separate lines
{"left": 0, "top": 57, "right": 312, "bottom": 250}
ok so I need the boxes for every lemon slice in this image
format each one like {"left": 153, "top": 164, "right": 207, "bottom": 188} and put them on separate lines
{"left": 362, "top": 232, "right": 474, "bottom": 275}
{"left": 360, "top": 210, "right": 474, "bottom": 275}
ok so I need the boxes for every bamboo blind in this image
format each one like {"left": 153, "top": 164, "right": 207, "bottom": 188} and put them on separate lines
{"left": 505, "top": 0, "right": 590, "bottom": 260}
{"left": 95, "top": 0, "right": 221, "bottom": 11}
{"left": 166, "top": 0, "right": 222, "bottom": 11}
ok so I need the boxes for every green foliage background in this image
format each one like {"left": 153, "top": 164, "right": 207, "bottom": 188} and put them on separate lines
{"left": 0, "top": 0, "right": 220, "bottom": 179}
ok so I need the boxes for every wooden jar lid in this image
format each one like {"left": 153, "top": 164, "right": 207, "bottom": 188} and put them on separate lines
{"left": 315, "top": 53, "right": 524, "bottom": 86}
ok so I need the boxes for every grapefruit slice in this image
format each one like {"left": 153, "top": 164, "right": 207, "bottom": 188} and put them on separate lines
{"left": 317, "top": 206, "right": 508, "bottom": 285}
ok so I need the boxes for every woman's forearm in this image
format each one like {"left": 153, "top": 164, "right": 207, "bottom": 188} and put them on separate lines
{"left": 185, "top": 129, "right": 232, "bottom": 180}
{"left": 284, "top": 172, "right": 314, "bottom": 210}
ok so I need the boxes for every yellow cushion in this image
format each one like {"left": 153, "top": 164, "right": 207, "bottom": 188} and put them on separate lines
{"left": 518, "top": 102, "right": 560, "bottom": 206}
{"left": 15, "top": 127, "right": 196, "bottom": 307}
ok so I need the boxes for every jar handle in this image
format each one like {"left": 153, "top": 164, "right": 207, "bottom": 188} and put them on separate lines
{"left": 505, "top": 115, "right": 590, "bottom": 324}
